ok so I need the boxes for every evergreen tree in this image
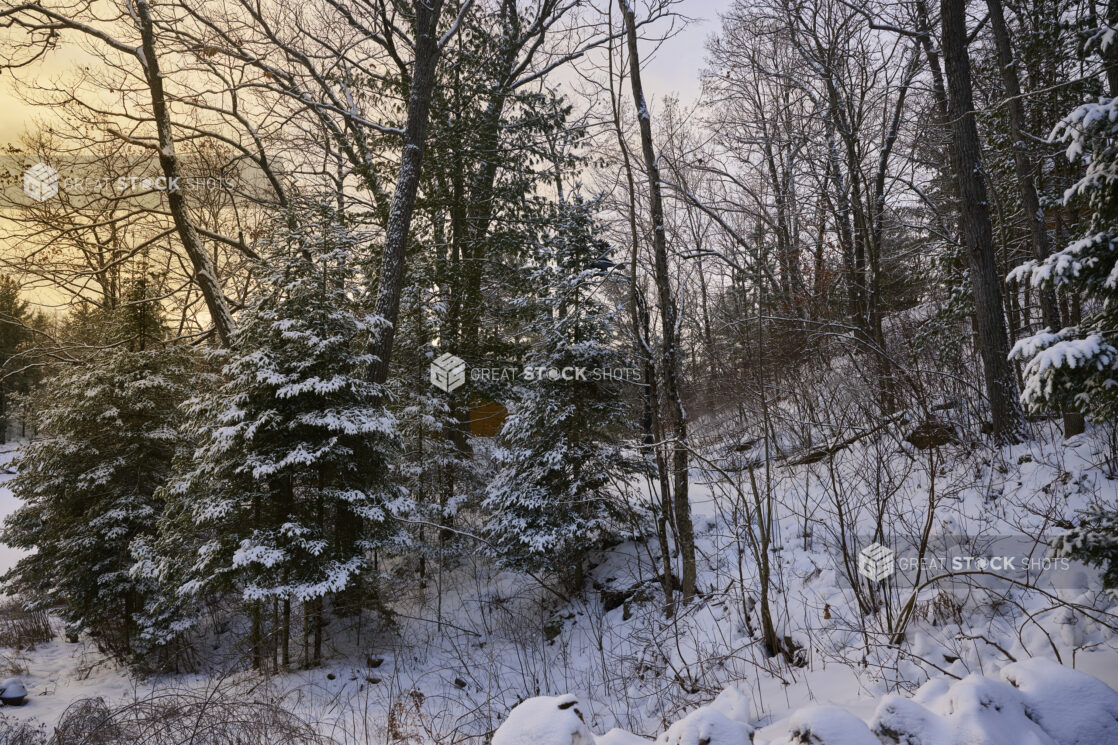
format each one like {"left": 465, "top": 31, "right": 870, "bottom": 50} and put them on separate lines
{"left": 1009, "top": 34, "right": 1118, "bottom": 420}
{"left": 147, "top": 202, "right": 403, "bottom": 669}
{"left": 483, "top": 199, "right": 639, "bottom": 588}
{"left": 1010, "top": 22, "right": 1118, "bottom": 595}
{"left": 1, "top": 286, "right": 196, "bottom": 659}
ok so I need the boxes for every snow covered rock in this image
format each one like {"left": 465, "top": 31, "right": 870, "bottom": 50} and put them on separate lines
{"left": 870, "top": 695, "right": 952, "bottom": 745}
{"left": 0, "top": 678, "right": 27, "bottom": 706}
{"left": 919, "top": 674, "right": 1055, "bottom": 745}
{"left": 492, "top": 694, "right": 596, "bottom": 745}
{"left": 771, "top": 705, "right": 879, "bottom": 745}
{"left": 655, "top": 686, "right": 754, "bottom": 745}
{"left": 655, "top": 708, "right": 753, "bottom": 745}
{"left": 998, "top": 657, "right": 1118, "bottom": 745}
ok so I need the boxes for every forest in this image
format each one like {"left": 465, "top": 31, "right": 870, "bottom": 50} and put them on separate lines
{"left": 0, "top": 0, "right": 1117, "bottom": 743}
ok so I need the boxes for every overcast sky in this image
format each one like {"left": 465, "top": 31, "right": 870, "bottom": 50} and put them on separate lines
{"left": 642, "top": 0, "right": 730, "bottom": 102}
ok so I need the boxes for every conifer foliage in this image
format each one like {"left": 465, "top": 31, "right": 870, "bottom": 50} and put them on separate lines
{"left": 484, "top": 200, "right": 639, "bottom": 586}
{"left": 2, "top": 286, "right": 196, "bottom": 658}
{"left": 1011, "top": 25, "right": 1118, "bottom": 598}
{"left": 1010, "top": 29, "right": 1118, "bottom": 421}
{"left": 150, "top": 203, "right": 403, "bottom": 667}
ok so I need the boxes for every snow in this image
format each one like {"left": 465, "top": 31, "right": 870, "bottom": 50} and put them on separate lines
{"left": 481, "top": 639, "right": 1118, "bottom": 744}
{"left": 870, "top": 695, "right": 952, "bottom": 745}
{"left": 491, "top": 694, "right": 596, "bottom": 745}
{"left": 654, "top": 706, "right": 753, "bottom": 744}
{"left": 654, "top": 687, "right": 753, "bottom": 745}
{"left": 997, "top": 658, "right": 1118, "bottom": 745}
{"left": 777, "top": 706, "right": 879, "bottom": 745}
{"left": 922, "top": 674, "right": 1056, "bottom": 745}
{"left": 1, "top": 424, "right": 1118, "bottom": 742}
{"left": 0, "top": 445, "right": 26, "bottom": 581}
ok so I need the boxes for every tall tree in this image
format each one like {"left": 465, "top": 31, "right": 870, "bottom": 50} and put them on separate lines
{"left": 368, "top": 0, "right": 454, "bottom": 384}
{"left": 984, "top": 0, "right": 1061, "bottom": 330}
{"left": 484, "top": 199, "right": 639, "bottom": 590}
{"left": 150, "top": 204, "right": 401, "bottom": 670}
{"left": 941, "top": 0, "right": 1025, "bottom": 441}
{"left": 618, "top": 0, "right": 697, "bottom": 605}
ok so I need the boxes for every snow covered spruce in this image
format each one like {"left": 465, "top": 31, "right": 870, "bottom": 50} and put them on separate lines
{"left": 493, "top": 659, "right": 1118, "bottom": 745}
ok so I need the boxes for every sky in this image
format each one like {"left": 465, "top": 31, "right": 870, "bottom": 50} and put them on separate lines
{"left": 0, "top": 1, "right": 731, "bottom": 147}
{"left": 0, "top": 1, "right": 732, "bottom": 317}
{"left": 642, "top": 0, "right": 731, "bottom": 102}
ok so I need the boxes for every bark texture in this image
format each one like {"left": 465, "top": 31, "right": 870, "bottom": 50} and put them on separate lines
{"left": 941, "top": 0, "right": 1026, "bottom": 442}
{"left": 135, "top": 0, "right": 237, "bottom": 347}
{"left": 369, "top": 0, "right": 448, "bottom": 384}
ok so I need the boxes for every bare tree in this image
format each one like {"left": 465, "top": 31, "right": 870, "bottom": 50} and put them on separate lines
{"left": 618, "top": 0, "right": 696, "bottom": 605}
{"left": 940, "top": 0, "right": 1025, "bottom": 441}
{"left": 984, "top": 0, "right": 1060, "bottom": 331}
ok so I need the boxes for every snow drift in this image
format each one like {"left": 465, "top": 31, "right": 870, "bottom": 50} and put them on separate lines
{"left": 492, "top": 660, "right": 1118, "bottom": 745}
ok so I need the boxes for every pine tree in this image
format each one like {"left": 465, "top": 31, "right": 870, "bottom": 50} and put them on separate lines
{"left": 1010, "top": 22, "right": 1118, "bottom": 595}
{"left": 483, "top": 199, "right": 639, "bottom": 588}
{"left": 146, "top": 202, "right": 403, "bottom": 669}
{"left": 1, "top": 285, "right": 196, "bottom": 659}
{"left": 1010, "top": 84, "right": 1118, "bottom": 418}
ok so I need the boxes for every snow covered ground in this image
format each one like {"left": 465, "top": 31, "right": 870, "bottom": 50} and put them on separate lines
{"left": 0, "top": 424, "right": 1116, "bottom": 743}
{"left": 492, "top": 657, "right": 1118, "bottom": 744}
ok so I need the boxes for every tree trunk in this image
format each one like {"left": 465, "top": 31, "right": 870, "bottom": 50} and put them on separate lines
{"left": 619, "top": 0, "right": 696, "bottom": 604}
{"left": 368, "top": 0, "right": 448, "bottom": 384}
{"left": 941, "top": 0, "right": 1026, "bottom": 442}
{"left": 609, "top": 27, "right": 675, "bottom": 607}
{"left": 985, "top": 0, "right": 1061, "bottom": 330}
{"left": 134, "top": 0, "right": 236, "bottom": 347}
